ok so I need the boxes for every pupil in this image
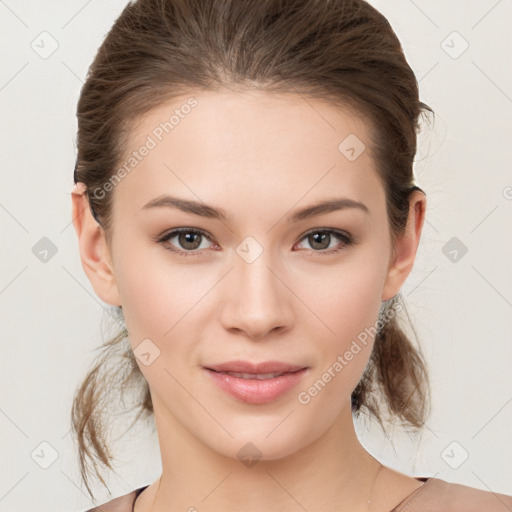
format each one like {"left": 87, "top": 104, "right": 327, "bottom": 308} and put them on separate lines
{"left": 180, "top": 232, "right": 200, "bottom": 249}
{"left": 310, "top": 232, "right": 329, "bottom": 250}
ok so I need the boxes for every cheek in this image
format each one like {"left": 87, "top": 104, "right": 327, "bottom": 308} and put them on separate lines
{"left": 296, "top": 286, "right": 380, "bottom": 421}
{"left": 114, "top": 261, "right": 200, "bottom": 392}
{"left": 305, "top": 257, "right": 385, "bottom": 341}
{"left": 116, "top": 269, "right": 172, "bottom": 341}
{"left": 113, "top": 240, "right": 200, "bottom": 336}
{"left": 112, "top": 245, "right": 223, "bottom": 388}
{"left": 299, "top": 253, "right": 386, "bottom": 395}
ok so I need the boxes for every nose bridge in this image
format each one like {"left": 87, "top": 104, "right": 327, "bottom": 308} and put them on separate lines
{"left": 222, "top": 242, "right": 292, "bottom": 338}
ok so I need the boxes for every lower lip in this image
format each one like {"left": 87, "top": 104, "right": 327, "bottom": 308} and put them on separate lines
{"left": 205, "top": 368, "right": 308, "bottom": 405}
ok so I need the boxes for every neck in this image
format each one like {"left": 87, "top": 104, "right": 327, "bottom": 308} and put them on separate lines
{"left": 147, "top": 400, "right": 382, "bottom": 512}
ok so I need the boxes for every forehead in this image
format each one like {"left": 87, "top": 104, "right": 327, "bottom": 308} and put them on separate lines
{"left": 112, "top": 89, "right": 385, "bottom": 219}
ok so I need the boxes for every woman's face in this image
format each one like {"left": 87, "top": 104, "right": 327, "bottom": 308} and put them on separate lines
{"left": 99, "top": 89, "right": 409, "bottom": 461}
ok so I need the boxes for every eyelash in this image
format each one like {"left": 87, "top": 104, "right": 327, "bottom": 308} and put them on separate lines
{"left": 155, "top": 227, "right": 354, "bottom": 258}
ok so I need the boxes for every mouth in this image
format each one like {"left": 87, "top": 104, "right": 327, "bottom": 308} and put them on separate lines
{"left": 215, "top": 371, "right": 293, "bottom": 380}
{"left": 204, "top": 361, "right": 308, "bottom": 404}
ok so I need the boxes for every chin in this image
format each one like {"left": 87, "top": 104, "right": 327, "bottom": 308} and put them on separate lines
{"left": 201, "top": 418, "right": 321, "bottom": 465}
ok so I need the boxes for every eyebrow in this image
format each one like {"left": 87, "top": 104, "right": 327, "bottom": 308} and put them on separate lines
{"left": 142, "top": 195, "right": 229, "bottom": 221}
{"left": 141, "top": 194, "right": 369, "bottom": 223}
{"left": 287, "top": 197, "right": 369, "bottom": 222}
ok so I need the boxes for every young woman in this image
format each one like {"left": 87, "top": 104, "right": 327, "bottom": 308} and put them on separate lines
{"left": 70, "top": 0, "right": 512, "bottom": 510}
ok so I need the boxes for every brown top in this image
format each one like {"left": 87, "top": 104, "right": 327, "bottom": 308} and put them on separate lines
{"left": 85, "top": 476, "right": 512, "bottom": 512}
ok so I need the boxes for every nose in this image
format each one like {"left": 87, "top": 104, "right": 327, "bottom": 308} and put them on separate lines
{"left": 220, "top": 249, "right": 294, "bottom": 340}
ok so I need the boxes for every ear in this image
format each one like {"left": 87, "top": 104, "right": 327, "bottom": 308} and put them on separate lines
{"left": 381, "top": 190, "right": 426, "bottom": 301}
{"left": 71, "top": 183, "right": 121, "bottom": 306}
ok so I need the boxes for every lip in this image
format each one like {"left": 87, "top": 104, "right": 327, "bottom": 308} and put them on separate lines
{"left": 206, "top": 360, "right": 306, "bottom": 374}
{"left": 204, "top": 360, "right": 308, "bottom": 405}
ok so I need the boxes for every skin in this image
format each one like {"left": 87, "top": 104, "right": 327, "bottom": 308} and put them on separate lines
{"left": 72, "top": 89, "right": 426, "bottom": 512}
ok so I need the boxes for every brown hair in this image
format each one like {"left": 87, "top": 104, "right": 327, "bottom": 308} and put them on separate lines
{"left": 71, "top": 0, "right": 433, "bottom": 500}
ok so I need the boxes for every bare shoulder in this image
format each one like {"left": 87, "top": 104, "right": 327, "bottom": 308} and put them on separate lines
{"left": 396, "top": 477, "right": 512, "bottom": 512}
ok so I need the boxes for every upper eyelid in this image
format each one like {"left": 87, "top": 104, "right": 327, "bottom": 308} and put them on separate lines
{"left": 159, "top": 227, "right": 214, "bottom": 240}
{"left": 159, "top": 227, "right": 215, "bottom": 248}
{"left": 295, "top": 229, "right": 353, "bottom": 248}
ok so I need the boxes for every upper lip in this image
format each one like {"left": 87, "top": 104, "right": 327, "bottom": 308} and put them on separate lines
{"left": 205, "top": 360, "right": 307, "bottom": 374}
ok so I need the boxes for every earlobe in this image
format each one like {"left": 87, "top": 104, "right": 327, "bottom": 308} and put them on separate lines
{"left": 71, "top": 184, "right": 122, "bottom": 306}
{"left": 381, "top": 191, "right": 426, "bottom": 301}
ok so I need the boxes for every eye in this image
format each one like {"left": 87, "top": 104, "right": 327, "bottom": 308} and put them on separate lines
{"left": 155, "top": 227, "right": 354, "bottom": 257}
{"left": 294, "top": 229, "right": 353, "bottom": 254}
{"left": 157, "top": 228, "right": 218, "bottom": 256}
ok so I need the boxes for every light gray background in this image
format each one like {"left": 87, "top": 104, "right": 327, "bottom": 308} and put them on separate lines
{"left": 0, "top": 1, "right": 511, "bottom": 511}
